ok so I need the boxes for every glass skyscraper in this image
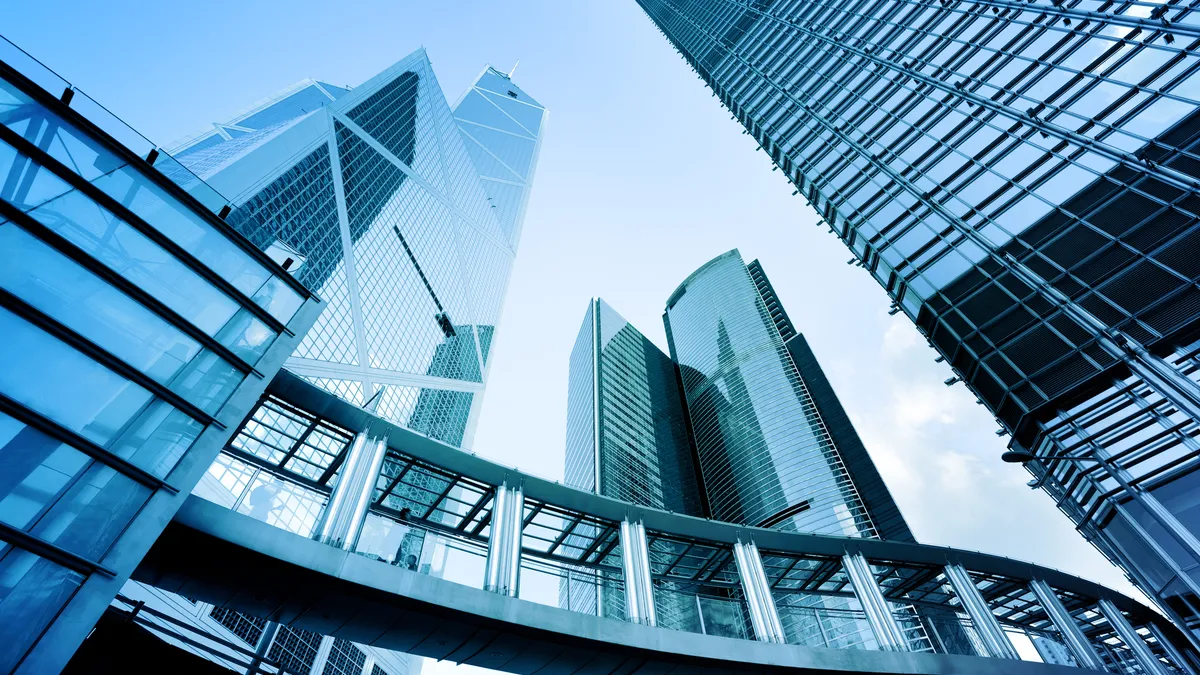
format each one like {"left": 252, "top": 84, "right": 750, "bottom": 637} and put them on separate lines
{"left": 175, "top": 52, "right": 545, "bottom": 451}
{"left": 564, "top": 298, "right": 704, "bottom": 517}
{"left": 665, "top": 250, "right": 888, "bottom": 538}
{"left": 635, "top": 0, "right": 1200, "bottom": 643}
{"left": 561, "top": 255, "right": 914, "bottom": 641}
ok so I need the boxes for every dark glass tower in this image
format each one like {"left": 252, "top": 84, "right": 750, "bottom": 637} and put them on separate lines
{"left": 665, "top": 250, "right": 907, "bottom": 539}
{"left": 564, "top": 298, "right": 704, "bottom": 516}
{"left": 636, "top": 0, "right": 1200, "bottom": 641}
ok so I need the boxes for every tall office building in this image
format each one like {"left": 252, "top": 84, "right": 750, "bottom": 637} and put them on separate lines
{"left": 175, "top": 52, "right": 545, "bottom": 451}
{"left": 561, "top": 298, "right": 704, "bottom": 619}
{"left": 561, "top": 256, "right": 914, "bottom": 642}
{"left": 564, "top": 298, "right": 705, "bottom": 517}
{"left": 635, "top": 0, "right": 1200, "bottom": 641}
{"left": 665, "top": 250, "right": 897, "bottom": 538}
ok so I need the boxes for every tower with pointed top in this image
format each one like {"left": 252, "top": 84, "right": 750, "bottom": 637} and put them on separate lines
{"left": 174, "top": 54, "right": 545, "bottom": 451}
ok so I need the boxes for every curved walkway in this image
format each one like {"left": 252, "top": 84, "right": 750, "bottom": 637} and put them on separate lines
{"left": 138, "top": 497, "right": 1081, "bottom": 675}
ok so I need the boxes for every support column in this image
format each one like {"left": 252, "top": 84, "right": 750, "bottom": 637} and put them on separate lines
{"left": 483, "top": 480, "right": 523, "bottom": 596}
{"left": 1029, "top": 579, "right": 1106, "bottom": 671}
{"left": 619, "top": 518, "right": 656, "bottom": 626}
{"left": 1146, "top": 622, "right": 1198, "bottom": 675}
{"left": 1098, "top": 599, "right": 1170, "bottom": 675}
{"left": 733, "top": 538, "right": 785, "bottom": 642}
{"left": 314, "top": 434, "right": 387, "bottom": 550}
{"left": 943, "top": 564, "right": 1019, "bottom": 659}
{"left": 843, "top": 552, "right": 909, "bottom": 651}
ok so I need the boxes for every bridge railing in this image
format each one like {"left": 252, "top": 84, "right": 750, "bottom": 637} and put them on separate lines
{"left": 187, "top": 382, "right": 1195, "bottom": 674}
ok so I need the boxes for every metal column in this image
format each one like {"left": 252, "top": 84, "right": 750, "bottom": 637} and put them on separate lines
{"left": 314, "top": 433, "right": 387, "bottom": 550}
{"left": 732, "top": 538, "right": 785, "bottom": 643}
{"left": 484, "top": 480, "right": 524, "bottom": 596}
{"left": 619, "top": 518, "right": 657, "bottom": 626}
{"left": 1029, "top": 579, "right": 1106, "bottom": 671}
{"left": 843, "top": 552, "right": 909, "bottom": 651}
{"left": 1098, "top": 599, "right": 1170, "bottom": 675}
{"left": 1147, "top": 623, "right": 1198, "bottom": 675}
{"left": 943, "top": 564, "right": 1019, "bottom": 659}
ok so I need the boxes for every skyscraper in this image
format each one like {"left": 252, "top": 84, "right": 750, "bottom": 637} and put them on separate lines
{"left": 561, "top": 298, "right": 704, "bottom": 619}
{"left": 665, "top": 250, "right": 891, "bottom": 538}
{"left": 564, "top": 298, "right": 704, "bottom": 517}
{"left": 175, "top": 52, "right": 545, "bottom": 451}
{"left": 562, "top": 255, "right": 915, "bottom": 642}
{"left": 635, "top": 0, "right": 1200, "bottom": 641}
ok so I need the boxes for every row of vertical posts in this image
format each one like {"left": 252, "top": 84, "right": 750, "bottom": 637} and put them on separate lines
{"left": 733, "top": 539, "right": 786, "bottom": 642}
{"left": 314, "top": 435, "right": 1181, "bottom": 673}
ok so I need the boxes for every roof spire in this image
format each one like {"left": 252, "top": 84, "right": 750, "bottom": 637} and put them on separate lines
{"left": 507, "top": 60, "right": 520, "bottom": 78}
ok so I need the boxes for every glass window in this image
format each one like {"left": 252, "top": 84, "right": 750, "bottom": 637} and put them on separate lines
{"left": 29, "top": 463, "right": 149, "bottom": 561}
{"left": 0, "top": 140, "right": 71, "bottom": 211}
{"left": 0, "top": 306, "right": 153, "bottom": 446}
{"left": 0, "top": 225, "right": 202, "bottom": 383}
{"left": 110, "top": 401, "right": 202, "bottom": 480}
{"left": 0, "top": 80, "right": 120, "bottom": 183}
{"left": 25, "top": 187, "right": 239, "bottom": 334}
{"left": 214, "top": 309, "right": 277, "bottom": 364}
{"left": 91, "top": 166, "right": 274, "bottom": 300}
{"left": 0, "top": 545, "right": 84, "bottom": 673}
{"left": 1151, "top": 468, "right": 1200, "bottom": 545}
{"left": 0, "top": 412, "right": 91, "bottom": 531}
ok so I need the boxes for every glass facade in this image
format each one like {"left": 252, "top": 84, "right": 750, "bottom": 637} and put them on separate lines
{"left": 0, "top": 55, "right": 316, "bottom": 673}
{"left": 177, "top": 54, "right": 545, "bottom": 452}
{"left": 665, "top": 250, "right": 879, "bottom": 537}
{"left": 635, "top": 0, "right": 1200, "bottom": 642}
{"left": 564, "top": 299, "right": 704, "bottom": 516}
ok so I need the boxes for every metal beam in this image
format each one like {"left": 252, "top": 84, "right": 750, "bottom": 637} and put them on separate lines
{"left": 1028, "top": 579, "right": 1106, "bottom": 671}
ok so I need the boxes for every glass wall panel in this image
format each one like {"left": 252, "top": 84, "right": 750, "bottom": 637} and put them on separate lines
{"left": 0, "top": 545, "right": 83, "bottom": 674}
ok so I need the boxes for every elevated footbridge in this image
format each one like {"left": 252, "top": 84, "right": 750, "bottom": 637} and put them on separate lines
{"left": 132, "top": 371, "right": 1196, "bottom": 674}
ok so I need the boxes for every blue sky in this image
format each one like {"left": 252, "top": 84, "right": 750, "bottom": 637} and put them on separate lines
{"left": 1, "top": 1, "right": 1148, "bottom": 671}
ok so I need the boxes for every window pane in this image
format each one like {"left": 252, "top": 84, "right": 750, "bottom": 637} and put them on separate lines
{"left": 0, "top": 224, "right": 201, "bottom": 383}
{"left": 0, "top": 306, "right": 153, "bottom": 446}
{"left": 0, "top": 546, "right": 84, "bottom": 673}
{"left": 0, "top": 412, "right": 92, "bottom": 531}
{"left": 110, "top": 401, "right": 201, "bottom": 480}
{"left": 25, "top": 186, "right": 238, "bottom": 334}
{"left": 91, "top": 166, "right": 273, "bottom": 298}
{"left": 29, "top": 463, "right": 149, "bottom": 561}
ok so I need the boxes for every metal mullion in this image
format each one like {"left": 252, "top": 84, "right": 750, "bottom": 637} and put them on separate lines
{"left": 220, "top": 447, "right": 331, "bottom": 495}
{"left": 0, "top": 200, "right": 256, "bottom": 375}
{"left": 372, "top": 460, "right": 415, "bottom": 508}
{"left": 733, "top": 1, "right": 1200, "bottom": 192}
{"left": 521, "top": 502, "right": 544, "bottom": 528}
{"left": 0, "top": 519, "right": 116, "bottom": 577}
{"left": 543, "top": 515, "right": 582, "bottom": 556}
{"left": 0, "top": 123, "right": 289, "bottom": 336}
{"left": 455, "top": 487, "right": 494, "bottom": 533}
{"left": 0, "top": 59, "right": 311, "bottom": 300}
{"left": 421, "top": 478, "right": 460, "bottom": 520}
{"left": 0, "top": 391, "right": 171, "bottom": 492}
{"left": 281, "top": 418, "right": 321, "bottom": 470}
{"left": 0, "top": 285, "right": 219, "bottom": 429}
